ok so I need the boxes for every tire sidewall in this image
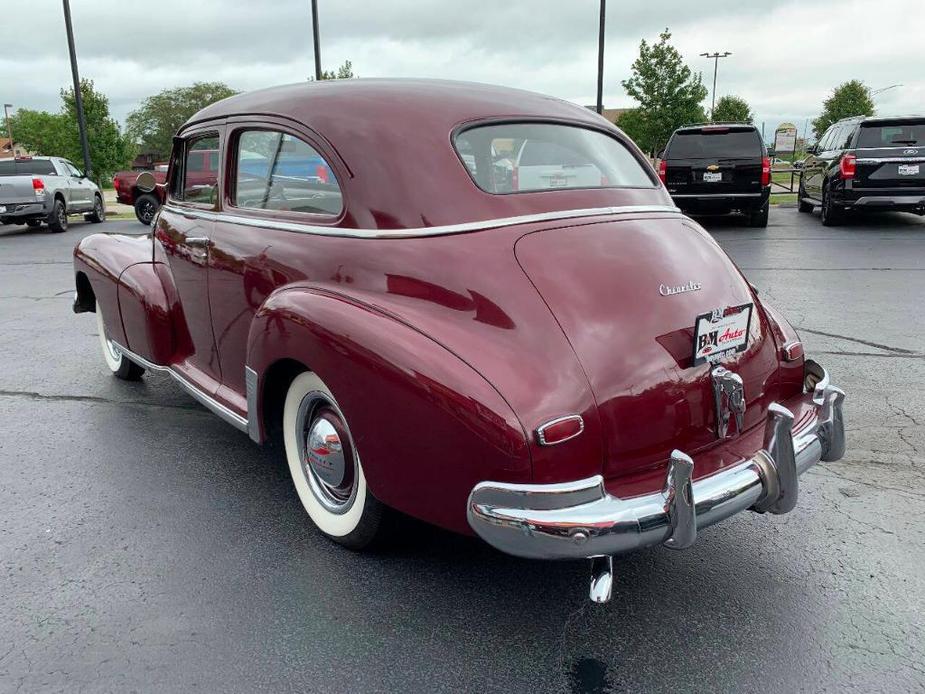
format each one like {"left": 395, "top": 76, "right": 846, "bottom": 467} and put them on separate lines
{"left": 96, "top": 307, "right": 125, "bottom": 374}
{"left": 49, "top": 199, "right": 67, "bottom": 232}
{"left": 283, "top": 371, "right": 370, "bottom": 537}
{"left": 135, "top": 194, "right": 158, "bottom": 225}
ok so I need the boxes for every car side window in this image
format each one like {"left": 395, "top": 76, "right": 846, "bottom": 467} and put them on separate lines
{"left": 181, "top": 134, "right": 220, "bottom": 205}
{"left": 233, "top": 129, "right": 343, "bottom": 216}
{"left": 819, "top": 127, "right": 837, "bottom": 152}
{"left": 838, "top": 125, "right": 857, "bottom": 149}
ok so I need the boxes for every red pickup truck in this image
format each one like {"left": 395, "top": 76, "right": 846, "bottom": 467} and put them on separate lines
{"left": 113, "top": 149, "right": 218, "bottom": 225}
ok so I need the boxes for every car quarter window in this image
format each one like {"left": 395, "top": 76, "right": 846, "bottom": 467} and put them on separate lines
{"left": 836, "top": 124, "right": 856, "bottom": 150}
{"left": 233, "top": 130, "right": 343, "bottom": 216}
{"left": 180, "top": 134, "right": 220, "bottom": 205}
{"left": 454, "top": 122, "right": 654, "bottom": 193}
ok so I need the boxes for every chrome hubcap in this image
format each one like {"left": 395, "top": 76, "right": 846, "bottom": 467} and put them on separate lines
{"left": 297, "top": 394, "right": 358, "bottom": 513}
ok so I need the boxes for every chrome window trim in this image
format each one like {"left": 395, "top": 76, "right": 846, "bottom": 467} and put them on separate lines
{"left": 111, "top": 340, "right": 248, "bottom": 433}
{"left": 669, "top": 193, "right": 762, "bottom": 198}
{"left": 855, "top": 157, "right": 925, "bottom": 164}
{"left": 159, "top": 204, "right": 681, "bottom": 239}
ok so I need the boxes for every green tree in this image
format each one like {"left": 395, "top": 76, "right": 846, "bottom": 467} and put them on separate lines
{"left": 620, "top": 29, "right": 708, "bottom": 155}
{"left": 126, "top": 82, "right": 237, "bottom": 159}
{"left": 615, "top": 108, "right": 648, "bottom": 148}
{"left": 312, "top": 59, "right": 357, "bottom": 81}
{"left": 8, "top": 79, "right": 133, "bottom": 182}
{"left": 712, "top": 95, "right": 753, "bottom": 124}
{"left": 812, "top": 80, "right": 874, "bottom": 138}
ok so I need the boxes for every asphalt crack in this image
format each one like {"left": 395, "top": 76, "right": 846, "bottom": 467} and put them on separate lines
{"left": 0, "top": 388, "right": 201, "bottom": 413}
{"left": 797, "top": 327, "right": 920, "bottom": 355}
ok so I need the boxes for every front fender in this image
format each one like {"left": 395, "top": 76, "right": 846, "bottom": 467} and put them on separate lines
{"left": 247, "top": 286, "right": 531, "bottom": 534}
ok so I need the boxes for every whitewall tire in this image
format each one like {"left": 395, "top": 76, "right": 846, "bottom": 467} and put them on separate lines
{"left": 96, "top": 307, "right": 144, "bottom": 380}
{"left": 282, "top": 371, "right": 385, "bottom": 548}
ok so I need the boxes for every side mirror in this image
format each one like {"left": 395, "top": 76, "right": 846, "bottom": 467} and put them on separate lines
{"left": 136, "top": 171, "right": 157, "bottom": 193}
{"left": 656, "top": 149, "right": 666, "bottom": 159}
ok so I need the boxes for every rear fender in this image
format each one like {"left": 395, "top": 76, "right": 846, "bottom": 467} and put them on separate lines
{"left": 246, "top": 286, "right": 530, "bottom": 534}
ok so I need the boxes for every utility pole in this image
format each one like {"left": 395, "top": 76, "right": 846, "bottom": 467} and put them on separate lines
{"left": 595, "top": 0, "right": 606, "bottom": 115}
{"left": 3, "top": 104, "right": 13, "bottom": 156}
{"left": 311, "top": 0, "right": 322, "bottom": 81}
{"left": 699, "top": 51, "right": 731, "bottom": 120}
{"left": 62, "top": 0, "right": 92, "bottom": 176}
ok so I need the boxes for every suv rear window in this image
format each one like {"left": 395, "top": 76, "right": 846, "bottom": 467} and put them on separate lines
{"left": 667, "top": 128, "right": 762, "bottom": 159}
{"left": 0, "top": 159, "right": 56, "bottom": 176}
{"left": 857, "top": 121, "right": 925, "bottom": 148}
{"left": 454, "top": 122, "right": 654, "bottom": 194}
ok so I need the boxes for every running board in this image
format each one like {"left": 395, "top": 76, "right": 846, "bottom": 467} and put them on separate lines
{"left": 111, "top": 341, "right": 248, "bottom": 433}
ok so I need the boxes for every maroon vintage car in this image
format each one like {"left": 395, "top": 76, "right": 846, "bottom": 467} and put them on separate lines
{"left": 73, "top": 80, "right": 846, "bottom": 602}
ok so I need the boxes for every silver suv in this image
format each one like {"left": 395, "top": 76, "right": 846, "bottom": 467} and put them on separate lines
{"left": 0, "top": 156, "right": 104, "bottom": 232}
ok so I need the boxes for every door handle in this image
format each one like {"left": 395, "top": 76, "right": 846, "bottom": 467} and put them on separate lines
{"left": 186, "top": 236, "right": 210, "bottom": 247}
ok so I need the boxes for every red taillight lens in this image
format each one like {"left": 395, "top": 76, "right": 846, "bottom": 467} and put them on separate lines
{"left": 536, "top": 415, "right": 584, "bottom": 446}
{"left": 315, "top": 164, "right": 329, "bottom": 184}
{"left": 32, "top": 177, "right": 45, "bottom": 193}
{"left": 783, "top": 341, "right": 804, "bottom": 362}
{"left": 112, "top": 177, "right": 120, "bottom": 190}
{"left": 658, "top": 159, "right": 667, "bottom": 184}
{"left": 761, "top": 157, "right": 771, "bottom": 187}
{"left": 840, "top": 153, "right": 856, "bottom": 180}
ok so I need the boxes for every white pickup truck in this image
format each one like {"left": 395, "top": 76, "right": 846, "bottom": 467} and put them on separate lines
{"left": 0, "top": 156, "right": 104, "bottom": 232}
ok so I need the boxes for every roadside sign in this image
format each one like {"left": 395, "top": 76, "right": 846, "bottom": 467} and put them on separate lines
{"left": 774, "top": 122, "right": 798, "bottom": 154}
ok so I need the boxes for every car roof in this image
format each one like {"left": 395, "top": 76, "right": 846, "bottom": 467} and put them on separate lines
{"left": 836, "top": 114, "right": 925, "bottom": 125}
{"left": 674, "top": 123, "right": 758, "bottom": 133}
{"left": 181, "top": 79, "right": 667, "bottom": 230}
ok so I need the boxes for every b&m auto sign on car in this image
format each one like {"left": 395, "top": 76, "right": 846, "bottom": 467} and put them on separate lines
{"left": 692, "top": 303, "right": 753, "bottom": 365}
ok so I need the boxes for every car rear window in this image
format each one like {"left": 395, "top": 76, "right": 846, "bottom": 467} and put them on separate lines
{"left": 667, "top": 128, "right": 762, "bottom": 159}
{"left": 454, "top": 122, "right": 654, "bottom": 193}
{"left": 857, "top": 121, "right": 925, "bottom": 148}
{"left": 0, "top": 159, "right": 56, "bottom": 176}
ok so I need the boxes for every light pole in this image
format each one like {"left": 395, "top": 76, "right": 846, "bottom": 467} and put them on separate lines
{"left": 872, "top": 84, "right": 901, "bottom": 96}
{"left": 699, "top": 51, "right": 732, "bottom": 120}
{"left": 62, "top": 0, "right": 92, "bottom": 176}
{"left": 311, "top": 0, "right": 322, "bottom": 81}
{"left": 3, "top": 104, "right": 12, "bottom": 156}
{"left": 595, "top": 0, "right": 606, "bottom": 115}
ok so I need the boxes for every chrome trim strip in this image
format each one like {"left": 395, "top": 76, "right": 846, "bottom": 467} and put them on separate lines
{"left": 112, "top": 341, "right": 248, "bottom": 433}
{"left": 245, "top": 366, "right": 260, "bottom": 443}
{"left": 669, "top": 193, "right": 763, "bottom": 198}
{"left": 855, "top": 157, "right": 925, "bottom": 164}
{"left": 467, "top": 366, "right": 845, "bottom": 564}
{"left": 161, "top": 204, "right": 681, "bottom": 239}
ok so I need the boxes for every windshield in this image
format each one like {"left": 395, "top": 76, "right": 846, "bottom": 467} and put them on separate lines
{"left": 667, "top": 129, "right": 762, "bottom": 159}
{"left": 857, "top": 121, "right": 925, "bottom": 147}
{"left": 0, "top": 159, "right": 56, "bottom": 176}
{"left": 454, "top": 122, "right": 654, "bottom": 193}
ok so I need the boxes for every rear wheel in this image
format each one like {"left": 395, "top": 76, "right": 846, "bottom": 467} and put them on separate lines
{"left": 797, "top": 179, "right": 814, "bottom": 213}
{"left": 95, "top": 308, "right": 145, "bottom": 380}
{"left": 134, "top": 193, "right": 159, "bottom": 226}
{"left": 748, "top": 201, "right": 769, "bottom": 228}
{"left": 282, "top": 371, "right": 385, "bottom": 549}
{"left": 47, "top": 199, "right": 68, "bottom": 233}
{"left": 85, "top": 194, "right": 106, "bottom": 223}
{"left": 821, "top": 186, "right": 844, "bottom": 226}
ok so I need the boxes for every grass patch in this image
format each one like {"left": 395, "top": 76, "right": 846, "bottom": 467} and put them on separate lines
{"left": 770, "top": 193, "right": 797, "bottom": 205}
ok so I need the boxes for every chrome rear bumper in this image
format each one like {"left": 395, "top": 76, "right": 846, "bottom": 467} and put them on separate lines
{"left": 467, "top": 364, "right": 845, "bottom": 599}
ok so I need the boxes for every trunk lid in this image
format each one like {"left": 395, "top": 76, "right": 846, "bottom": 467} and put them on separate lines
{"left": 0, "top": 175, "right": 41, "bottom": 206}
{"left": 515, "top": 215, "right": 781, "bottom": 478}
{"left": 854, "top": 119, "right": 925, "bottom": 188}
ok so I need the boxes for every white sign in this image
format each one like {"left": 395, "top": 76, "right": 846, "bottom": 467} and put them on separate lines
{"left": 774, "top": 124, "right": 798, "bottom": 154}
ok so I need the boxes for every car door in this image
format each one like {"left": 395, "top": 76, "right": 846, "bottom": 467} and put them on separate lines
{"left": 153, "top": 126, "right": 224, "bottom": 391}
{"left": 61, "top": 160, "right": 93, "bottom": 209}
{"left": 207, "top": 119, "right": 346, "bottom": 410}
{"left": 804, "top": 126, "right": 835, "bottom": 199}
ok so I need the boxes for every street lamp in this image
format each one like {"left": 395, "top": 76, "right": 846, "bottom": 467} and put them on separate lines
{"left": 311, "top": 0, "right": 322, "bottom": 81}
{"left": 3, "top": 104, "right": 12, "bottom": 157}
{"left": 872, "top": 84, "right": 902, "bottom": 96}
{"left": 595, "top": 0, "right": 606, "bottom": 115}
{"left": 699, "top": 51, "right": 732, "bottom": 120}
{"left": 62, "top": 0, "right": 92, "bottom": 177}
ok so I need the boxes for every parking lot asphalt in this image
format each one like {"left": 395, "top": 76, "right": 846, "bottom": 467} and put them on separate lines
{"left": 1, "top": 207, "right": 923, "bottom": 693}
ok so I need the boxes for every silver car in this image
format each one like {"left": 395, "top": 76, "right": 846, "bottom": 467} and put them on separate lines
{"left": 0, "top": 156, "right": 105, "bottom": 232}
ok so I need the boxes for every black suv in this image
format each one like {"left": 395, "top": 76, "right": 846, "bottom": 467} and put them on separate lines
{"left": 659, "top": 123, "right": 771, "bottom": 227}
{"left": 800, "top": 115, "right": 925, "bottom": 225}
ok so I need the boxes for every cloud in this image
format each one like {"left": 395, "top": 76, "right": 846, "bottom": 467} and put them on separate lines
{"left": 1, "top": 0, "right": 922, "bottom": 139}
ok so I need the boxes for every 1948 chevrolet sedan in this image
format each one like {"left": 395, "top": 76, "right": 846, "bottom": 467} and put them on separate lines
{"left": 73, "top": 79, "right": 846, "bottom": 603}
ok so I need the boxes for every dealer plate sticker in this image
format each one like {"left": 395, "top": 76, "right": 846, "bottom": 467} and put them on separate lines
{"left": 898, "top": 164, "right": 920, "bottom": 176}
{"left": 692, "top": 303, "right": 753, "bottom": 366}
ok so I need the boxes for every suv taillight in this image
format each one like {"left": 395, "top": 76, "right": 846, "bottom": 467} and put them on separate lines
{"left": 761, "top": 156, "right": 771, "bottom": 187}
{"left": 840, "top": 153, "right": 857, "bottom": 180}
{"left": 658, "top": 159, "right": 667, "bottom": 184}
{"left": 32, "top": 177, "right": 45, "bottom": 195}
{"left": 315, "top": 164, "right": 329, "bottom": 184}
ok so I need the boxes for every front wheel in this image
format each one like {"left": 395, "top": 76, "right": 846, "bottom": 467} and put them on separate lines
{"left": 96, "top": 308, "right": 145, "bottom": 380}
{"left": 282, "top": 371, "right": 386, "bottom": 549}
{"left": 85, "top": 195, "right": 106, "bottom": 223}
{"left": 134, "top": 193, "right": 159, "bottom": 226}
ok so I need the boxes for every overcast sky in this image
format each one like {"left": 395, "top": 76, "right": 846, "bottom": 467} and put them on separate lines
{"left": 2, "top": 0, "right": 922, "bottom": 141}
